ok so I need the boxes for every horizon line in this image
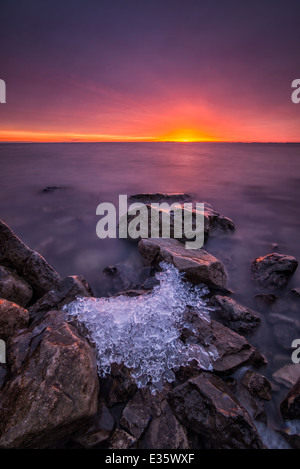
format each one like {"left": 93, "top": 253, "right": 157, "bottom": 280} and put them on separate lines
{"left": 0, "top": 140, "right": 300, "bottom": 144}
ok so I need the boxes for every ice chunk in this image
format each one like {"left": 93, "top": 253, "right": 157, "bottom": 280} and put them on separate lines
{"left": 64, "top": 262, "right": 217, "bottom": 391}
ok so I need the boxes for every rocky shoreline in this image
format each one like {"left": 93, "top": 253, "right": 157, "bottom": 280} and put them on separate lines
{"left": 0, "top": 194, "right": 299, "bottom": 449}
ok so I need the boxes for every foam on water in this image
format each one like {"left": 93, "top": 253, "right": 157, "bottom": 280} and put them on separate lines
{"left": 64, "top": 262, "right": 217, "bottom": 391}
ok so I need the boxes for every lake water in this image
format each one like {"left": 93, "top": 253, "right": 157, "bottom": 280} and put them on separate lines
{"left": 1, "top": 141, "right": 300, "bottom": 442}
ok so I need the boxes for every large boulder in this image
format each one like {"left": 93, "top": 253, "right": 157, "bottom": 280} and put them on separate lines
{"left": 138, "top": 238, "right": 227, "bottom": 289}
{"left": 0, "top": 220, "right": 60, "bottom": 297}
{"left": 212, "top": 295, "right": 261, "bottom": 334}
{"left": 0, "top": 310, "right": 99, "bottom": 448}
{"left": 0, "top": 265, "right": 33, "bottom": 307}
{"left": 251, "top": 253, "right": 298, "bottom": 289}
{"left": 168, "top": 372, "right": 264, "bottom": 449}
{"left": 0, "top": 299, "right": 29, "bottom": 340}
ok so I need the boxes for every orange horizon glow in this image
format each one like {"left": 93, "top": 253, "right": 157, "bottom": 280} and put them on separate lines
{"left": 0, "top": 130, "right": 299, "bottom": 143}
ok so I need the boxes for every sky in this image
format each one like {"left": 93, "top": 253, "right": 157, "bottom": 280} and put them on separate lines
{"left": 0, "top": 0, "right": 300, "bottom": 142}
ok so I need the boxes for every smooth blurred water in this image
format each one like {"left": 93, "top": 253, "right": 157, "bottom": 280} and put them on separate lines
{"left": 1, "top": 141, "right": 300, "bottom": 439}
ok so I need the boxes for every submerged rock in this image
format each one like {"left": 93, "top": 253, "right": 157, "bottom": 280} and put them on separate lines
{"left": 168, "top": 372, "right": 264, "bottom": 449}
{"left": 0, "top": 299, "right": 29, "bottom": 340}
{"left": 272, "top": 364, "right": 300, "bottom": 388}
{"left": 138, "top": 238, "right": 227, "bottom": 289}
{"left": 0, "top": 310, "right": 99, "bottom": 448}
{"left": 238, "top": 370, "right": 272, "bottom": 424}
{"left": 0, "top": 219, "right": 60, "bottom": 297}
{"left": 0, "top": 265, "right": 33, "bottom": 307}
{"left": 212, "top": 295, "right": 261, "bottom": 334}
{"left": 251, "top": 253, "right": 298, "bottom": 289}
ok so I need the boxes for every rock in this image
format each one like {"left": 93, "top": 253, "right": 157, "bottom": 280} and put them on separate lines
{"left": 73, "top": 399, "right": 115, "bottom": 448}
{"left": 138, "top": 238, "right": 227, "bottom": 289}
{"left": 180, "top": 308, "right": 266, "bottom": 375}
{"left": 141, "top": 400, "right": 189, "bottom": 449}
{"left": 254, "top": 294, "right": 278, "bottom": 310}
{"left": 109, "top": 429, "right": 137, "bottom": 449}
{"left": 238, "top": 371, "right": 272, "bottom": 424}
{"left": 272, "top": 364, "right": 300, "bottom": 388}
{"left": 277, "top": 431, "right": 300, "bottom": 449}
{"left": 129, "top": 193, "right": 192, "bottom": 203}
{"left": 41, "top": 186, "right": 64, "bottom": 193}
{"left": 0, "top": 299, "right": 29, "bottom": 340}
{"left": 0, "top": 310, "right": 99, "bottom": 448}
{"left": 212, "top": 295, "right": 261, "bottom": 334}
{"left": 120, "top": 390, "right": 153, "bottom": 439}
{"left": 105, "top": 363, "right": 137, "bottom": 407}
{"left": 241, "top": 370, "right": 272, "bottom": 401}
{"left": 251, "top": 253, "right": 298, "bottom": 289}
{"left": 103, "top": 263, "right": 152, "bottom": 293}
{"left": 0, "top": 265, "right": 33, "bottom": 307}
{"left": 168, "top": 372, "right": 264, "bottom": 449}
{"left": 28, "top": 275, "right": 93, "bottom": 317}
{"left": 0, "top": 219, "right": 60, "bottom": 297}
{"left": 281, "top": 378, "right": 300, "bottom": 419}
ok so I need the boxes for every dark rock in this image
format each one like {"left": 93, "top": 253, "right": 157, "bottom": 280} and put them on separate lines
{"left": 138, "top": 238, "right": 227, "bottom": 289}
{"left": 41, "top": 186, "right": 64, "bottom": 193}
{"left": 180, "top": 308, "right": 266, "bottom": 375}
{"left": 28, "top": 275, "right": 92, "bottom": 317}
{"left": 0, "top": 219, "right": 60, "bottom": 297}
{"left": 0, "top": 299, "right": 29, "bottom": 340}
{"left": 0, "top": 310, "right": 99, "bottom": 448}
{"left": 129, "top": 193, "right": 192, "bottom": 203}
{"left": 212, "top": 295, "right": 261, "bottom": 334}
{"left": 120, "top": 390, "right": 153, "bottom": 439}
{"left": 168, "top": 372, "right": 264, "bottom": 449}
{"left": 103, "top": 263, "right": 152, "bottom": 292}
{"left": 281, "top": 378, "right": 300, "bottom": 419}
{"left": 277, "top": 430, "right": 300, "bottom": 449}
{"left": 73, "top": 399, "right": 115, "bottom": 448}
{"left": 109, "top": 429, "right": 137, "bottom": 449}
{"left": 251, "top": 253, "right": 298, "bottom": 289}
{"left": 238, "top": 371, "right": 272, "bottom": 424}
{"left": 0, "top": 265, "right": 33, "bottom": 307}
{"left": 105, "top": 363, "right": 137, "bottom": 407}
{"left": 141, "top": 400, "right": 189, "bottom": 449}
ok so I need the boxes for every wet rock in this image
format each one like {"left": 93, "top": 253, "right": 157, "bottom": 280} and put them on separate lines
{"left": 28, "top": 275, "right": 93, "bottom": 317}
{"left": 109, "top": 429, "right": 137, "bottom": 449}
{"left": 105, "top": 363, "right": 137, "bottom": 407}
{"left": 141, "top": 400, "right": 189, "bottom": 449}
{"left": 281, "top": 378, "right": 300, "bottom": 419}
{"left": 138, "top": 238, "right": 227, "bottom": 289}
{"left": 277, "top": 431, "right": 300, "bottom": 450}
{"left": 0, "top": 310, "right": 99, "bottom": 448}
{"left": 180, "top": 308, "right": 266, "bottom": 375}
{"left": 212, "top": 295, "right": 261, "bottom": 334}
{"left": 73, "top": 399, "right": 115, "bottom": 448}
{"left": 251, "top": 253, "right": 298, "bottom": 289}
{"left": 168, "top": 372, "right": 264, "bottom": 449}
{"left": 103, "top": 263, "right": 152, "bottom": 292}
{"left": 120, "top": 390, "right": 153, "bottom": 439}
{"left": 272, "top": 364, "right": 300, "bottom": 388}
{"left": 238, "top": 371, "right": 272, "bottom": 424}
{"left": 129, "top": 193, "right": 192, "bottom": 203}
{"left": 0, "top": 219, "right": 60, "bottom": 297}
{"left": 41, "top": 186, "right": 64, "bottom": 193}
{"left": 0, "top": 265, "right": 33, "bottom": 307}
{"left": 242, "top": 370, "right": 272, "bottom": 401}
{"left": 0, "top": 299, "right": 29, "bottom": 340}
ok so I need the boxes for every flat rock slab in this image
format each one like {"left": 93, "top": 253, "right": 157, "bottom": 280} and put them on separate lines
{"left": 168, "top": 372, "right": 264, "bottom": 449}
{"left": 252, "top": 253, "right": 298, "bottom": 289}
{"left": 138, "top": 238, "right": 227, "bottom": 289}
